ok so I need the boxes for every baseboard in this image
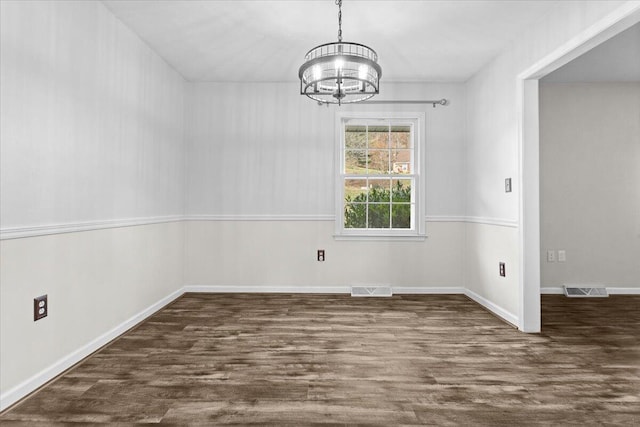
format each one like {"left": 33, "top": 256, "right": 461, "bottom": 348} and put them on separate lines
{"left": 0, "top": 287, "right": 185, "bottom": 412}
{"left": 393, "top": 287, "right": 466, "bottom": 294}
{"left": 541, "top": 286, "right": 640, "bottom": 295}
{"left": 184, "top": 285, "right": 466, "bottom": 295}
{"left": 464, "top": 289, "right": 519, "bottom": 328}
{"left": 608, "top": 287, "right": 640, "bottom": 295}
{"left": 540, "top": 287, "right": 564, "bottom": 294}
{"left": 184, "top": 285, "right": 351, "bottom": 294}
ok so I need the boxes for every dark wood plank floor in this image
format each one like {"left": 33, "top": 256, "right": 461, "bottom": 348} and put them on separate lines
{"left": 1, "top": 293, "right": 639, "bottom": 425}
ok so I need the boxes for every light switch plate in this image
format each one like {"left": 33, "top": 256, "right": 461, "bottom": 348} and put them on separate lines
{"left": 505, "top": 178, "right": 512, "bottom": 193}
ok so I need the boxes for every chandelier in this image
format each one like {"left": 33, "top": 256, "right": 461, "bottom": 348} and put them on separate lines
{"left": 298, "top": 0, "right": 381, "bottom": 105}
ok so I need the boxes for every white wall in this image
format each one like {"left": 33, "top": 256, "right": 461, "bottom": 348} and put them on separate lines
{"left": 540, "top": 82, "right": 640, "bottom": 289}
{"left": 464, "top": 0, "right": 635, "bottom": 325}
{"left": 186, "top": 221, "right": 464, "bottom": 290}
{"left": 186, "top": 82, "right": 465, "bottom": 218}
{"left": 0, "top": 0, "right": 185, "bottom": 406}
{"left": 0, "top": 223, "right": 184, "bottom": 403}
{"left": 184, "top": 82, "right": 467, "bottom": 290}
{"left": 0, "top": 0, "right": 185, "bottom": 229}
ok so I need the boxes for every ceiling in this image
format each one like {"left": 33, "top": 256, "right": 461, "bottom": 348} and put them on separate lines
{"left": 102, "top": 0, "right": 562, "bottom": 83}
{"left": 543, "top": 22, "right": 640, "bottom": 83}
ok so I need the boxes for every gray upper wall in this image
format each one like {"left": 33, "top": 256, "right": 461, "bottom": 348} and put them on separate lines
{"left": 543, "top": 23, "right": 640, "bottom": 83}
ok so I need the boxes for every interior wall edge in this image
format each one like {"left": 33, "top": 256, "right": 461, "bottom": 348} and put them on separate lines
{"left": 0, "top": 287, "right": 185, "bottom": 412}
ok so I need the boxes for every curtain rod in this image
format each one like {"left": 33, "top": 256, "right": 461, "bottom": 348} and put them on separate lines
{"left": 318, "top": 99, "right": 448, "bottom": 107}
{"left": 361, "top": 99, "right": 448, "bottom": 107}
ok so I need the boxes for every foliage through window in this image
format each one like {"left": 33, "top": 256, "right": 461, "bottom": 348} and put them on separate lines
{"left": 337, "top": 115, "right": 424, "bottom": 238}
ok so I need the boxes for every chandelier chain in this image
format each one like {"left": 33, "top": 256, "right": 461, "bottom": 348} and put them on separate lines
{"left": 336, "top": 0, "right": 342, "bottom": 42}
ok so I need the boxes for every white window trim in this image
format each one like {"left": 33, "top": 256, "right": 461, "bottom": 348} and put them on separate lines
{"left": 334, "top": 112, "right": 426, "bottom": 240}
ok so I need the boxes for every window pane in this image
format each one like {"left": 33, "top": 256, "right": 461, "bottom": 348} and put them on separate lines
{"left": 368, "top": 203, "right": 391, "bottom": 228}
{"left": 368, "top": 179, "right": 391, "bottom": 203}
{"left": 345, "top": 150, "right": 367, "bottom": 174}
{"left": 344, "top": 179, "right": 367, "bottom": 202}
{"left": 391, "top": 149, "right": 411, "bottom": 174}
{"left": 345, "top": 126, "right": 367, "bottom": 149}
{"left": 344, "top": 203, "right": 366, "bottom": 228}
{"left": 368, "top": 150, "right": 389, "bottom": 174}
{"left": 391, "top": 204, "right": 412, "bottom": 228}
{"left": 391, "top": 179, "right": 412, "bottom": 202}
{"left": 368, "top": 126, "right": 389, "bottom": 149}
{"left": 391, "top": 126, "right": 411, "bottom": 148}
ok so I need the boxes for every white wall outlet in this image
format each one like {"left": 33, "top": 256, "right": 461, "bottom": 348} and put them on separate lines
{"left": 547, "top": 250, "right": 555, "bottom": 262}
{"left": 558, "top": 250, "right": 566, "bottom": 262}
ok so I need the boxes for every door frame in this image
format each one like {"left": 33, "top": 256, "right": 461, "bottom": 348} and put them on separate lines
{"left": 517, "top": 4, "right": 640, "bottom": 332}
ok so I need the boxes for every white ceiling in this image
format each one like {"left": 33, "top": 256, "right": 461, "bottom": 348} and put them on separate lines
{"left": 543, "top": 23, "right": 640, "bottom": 83}
{"left": 102, "top": 0, "right": 562, "bottom": 83}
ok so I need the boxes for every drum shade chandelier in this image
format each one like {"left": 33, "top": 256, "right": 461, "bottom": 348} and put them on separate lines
{"left": 299, "top": 0, "right": 381, "bottom": 105}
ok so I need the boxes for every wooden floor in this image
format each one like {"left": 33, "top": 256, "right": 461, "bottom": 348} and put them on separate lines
{"left": 1, "top": 294, "right": 639, "bottom": 425}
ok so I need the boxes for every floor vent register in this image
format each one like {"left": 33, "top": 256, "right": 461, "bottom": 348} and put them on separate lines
{"left": 351, "top": 286, "right": 393, "bottom": 297}
{"left": 563, "top": 285, "right": 609, "bottom": 298}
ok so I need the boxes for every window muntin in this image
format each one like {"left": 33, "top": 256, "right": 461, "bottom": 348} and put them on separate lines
{"left": 337, "top": 115, "right": 424, "bottom": 238}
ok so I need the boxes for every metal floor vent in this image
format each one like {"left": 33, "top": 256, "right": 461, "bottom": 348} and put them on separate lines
{"left": 563, "top": 285, "right": 608, "bottom": 298}
{"left": 351, "top": 286, "right": 393, "bottom": 297}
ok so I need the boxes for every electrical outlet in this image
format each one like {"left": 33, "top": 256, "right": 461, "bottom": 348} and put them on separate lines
{"left": 505, "top": 178, "right": 512, "bottom": 193}
{"left": 558, "top": 250, "right": 566, "bottom": 262}
{"left": 317, "top": 249, "right": 325, "bottom": 262}
{"left": 499, "top": 262, "right": 506, "bottom": 277}
{"left": 34, "top": 295, "right": 47, "bottom": 321}
{"left": 547, "top": 250, "right": 555, "bottom": 262}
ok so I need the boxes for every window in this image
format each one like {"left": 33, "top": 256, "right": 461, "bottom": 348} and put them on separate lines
{"left": 335, "top": 113, "right": 425, "bottom": 239}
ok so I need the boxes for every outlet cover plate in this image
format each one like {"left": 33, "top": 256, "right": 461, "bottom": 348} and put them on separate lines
{"left": 34, "top": 295, "right": 48, "bottom": 321}
{"left": 558, "top": 250, "right": 566, "bottom": 262}
{"left": 547, "top": 250, "right": 555, "bottom": 262}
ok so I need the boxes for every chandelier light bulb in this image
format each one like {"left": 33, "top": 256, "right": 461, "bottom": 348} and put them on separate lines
{"left": 313, "top": 65, "right": 322, "bottom": 81}
{"left": 359, "top": 64, "right": 368, "bottom": 80}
